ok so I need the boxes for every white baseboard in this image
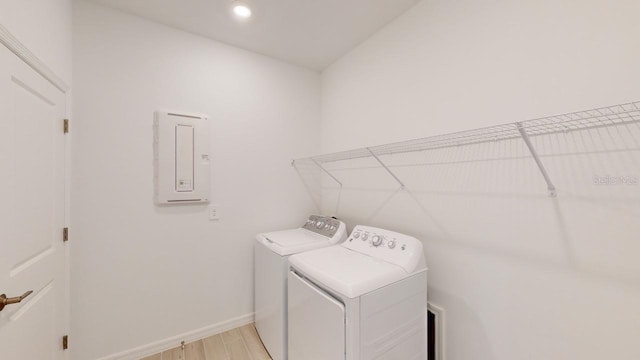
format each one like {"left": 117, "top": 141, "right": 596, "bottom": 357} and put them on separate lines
{"left": 97, "top": 312, "right": 255, "bottom": 360}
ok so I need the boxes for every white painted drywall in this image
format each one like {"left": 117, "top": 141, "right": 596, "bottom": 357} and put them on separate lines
{"left": 0, "top": 0, "right": 72, "bottom": 83}
{"left": 71, "top": 1, "right": 320, "bottom": 358}
{"left": 321, "top": 0, "right": 640, "bottom": 359}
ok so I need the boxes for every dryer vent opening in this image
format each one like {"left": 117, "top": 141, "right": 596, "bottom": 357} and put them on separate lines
{"left": 427, "top": 302, "right": 445, "bottom": 360}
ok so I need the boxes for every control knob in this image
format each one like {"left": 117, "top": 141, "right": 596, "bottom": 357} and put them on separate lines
{"left": 371, "top": 235, "right": 383, "bottom": 246}
{"left": 316, "top": 221, "right": 324, "bottom": 229}
{"left": 387, "top": 239, "right": 396, "bottom": 249}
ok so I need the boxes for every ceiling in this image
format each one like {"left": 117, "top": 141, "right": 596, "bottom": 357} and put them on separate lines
{"left": 86, "top": 0, "right": 421, "bottom": 70}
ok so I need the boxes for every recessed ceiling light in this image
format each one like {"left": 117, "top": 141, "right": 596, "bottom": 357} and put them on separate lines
{"left": 231, "top": 1, "right": 252, "bottom": 19}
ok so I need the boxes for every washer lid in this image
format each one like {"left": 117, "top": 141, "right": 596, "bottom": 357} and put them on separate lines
{"left": 256, "top": 228, "right": 339, "bottom": 256}
{"left": 288, "top": 246, "right": 416, "bottom": 298}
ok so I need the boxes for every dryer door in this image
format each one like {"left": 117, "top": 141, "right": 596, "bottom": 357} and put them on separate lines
{"left": 288, "top": 271, "right": 345, "bottom": 360}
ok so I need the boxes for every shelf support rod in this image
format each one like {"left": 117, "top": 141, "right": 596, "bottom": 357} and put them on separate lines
{"left": 311, "top": 158, "right": 343, "bottom": 187}
{"left": 516, "top": 123, "right": 557, "bottom": 197}
{"left": 367, "top": 147, "right": 406, "bottom": 188}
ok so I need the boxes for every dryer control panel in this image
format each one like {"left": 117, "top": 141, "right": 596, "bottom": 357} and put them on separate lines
{"left": 302, "top": 215, "right": 343, "bottom": 238}
{"left": 343, "top": 225, "right": 426, "bottom": 273}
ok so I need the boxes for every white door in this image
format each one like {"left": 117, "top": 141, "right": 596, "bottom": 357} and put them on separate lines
{"left": 288, "top": 271, "right": 345, "bottom": 360}
{"left": 0, "top": 43, "right": 68, "bottom": 360}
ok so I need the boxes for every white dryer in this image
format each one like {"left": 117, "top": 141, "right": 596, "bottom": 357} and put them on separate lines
{"left": 255, "top": 215, "right": 347, "bottom": 360}
{"left": 288, "top": 225, "right": 427, "bottom": 360}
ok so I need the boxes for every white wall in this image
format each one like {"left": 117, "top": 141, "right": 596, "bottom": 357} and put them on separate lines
{"left": 321, "top": 0, "right": 640, "bottom": 359}
{"left": 0, "top": 0, "right": 72, "bottom": 83}
{"left": 72, "top": 1, "right": 320, "bottom": 359}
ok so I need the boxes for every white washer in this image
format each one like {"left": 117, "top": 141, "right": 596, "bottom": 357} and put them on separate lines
{"left": 288, "top": 225, "right": 427, "bottom": 360}
{"left": 255, "top": 215, "right": 347, "bottom": 360}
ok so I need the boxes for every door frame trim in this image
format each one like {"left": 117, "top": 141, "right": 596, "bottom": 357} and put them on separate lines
{"left": 0, "top": 24, "right": 69, "bottom": 93}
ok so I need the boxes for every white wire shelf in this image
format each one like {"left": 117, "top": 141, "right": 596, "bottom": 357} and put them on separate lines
{"left": 292, "top": 101, "right": 640, "bottom": 197}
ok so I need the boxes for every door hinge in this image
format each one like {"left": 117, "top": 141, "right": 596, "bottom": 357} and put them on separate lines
{"left": 63, "top": 119, "right": 69, "bottom": 134}
{"left": 62, "top": 335, "right": 68, "bottom": 350}
{"left": 63, "top": 227, "right": 69, "bottom": 242}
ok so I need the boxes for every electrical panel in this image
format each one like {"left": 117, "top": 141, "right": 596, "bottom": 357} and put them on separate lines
{"left": 154, "top": 111, "right": 210, "bottom": 205}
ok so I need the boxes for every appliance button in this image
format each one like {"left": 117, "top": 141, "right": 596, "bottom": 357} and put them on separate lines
{"left": 388, "top": 239, "right": 396, "bottom": 249}
{"left": 353, "top": 232, "right": 360, "bottom": 239}
{"left": 362, "top": 233, "right": 369, "bottom": 241}
{"left": 372, "top": 235, "right": 383, "bottom": 246}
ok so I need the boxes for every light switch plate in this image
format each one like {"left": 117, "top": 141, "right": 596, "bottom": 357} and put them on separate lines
{"left": 208, "top": 204, "right": 219, "bottom": 221}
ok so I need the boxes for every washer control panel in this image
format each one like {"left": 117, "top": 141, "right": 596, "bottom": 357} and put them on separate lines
{"left": 302, "top": 215, "right": 342, "bottom": 238}
{"left": 343, "top": 225, "right": 425, "bottom": 273}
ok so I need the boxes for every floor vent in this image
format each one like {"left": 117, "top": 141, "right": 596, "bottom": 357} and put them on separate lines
{"left": 427, "top": 302, "right": 445, "bottom": 360}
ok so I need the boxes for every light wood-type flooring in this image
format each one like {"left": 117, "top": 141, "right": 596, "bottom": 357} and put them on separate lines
{"left": 140, "top": 323, "right": 272, "bottom": 360}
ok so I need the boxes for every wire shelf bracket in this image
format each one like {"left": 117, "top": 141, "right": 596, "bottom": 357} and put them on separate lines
{"left": 367, "top": 147, "right": 406, "bottom": 188}
{"left": 311, "top": 158, "right": 343, "bottom": 188}
{"left": 516, "top": 122, "right": 557, "bottom": 197}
